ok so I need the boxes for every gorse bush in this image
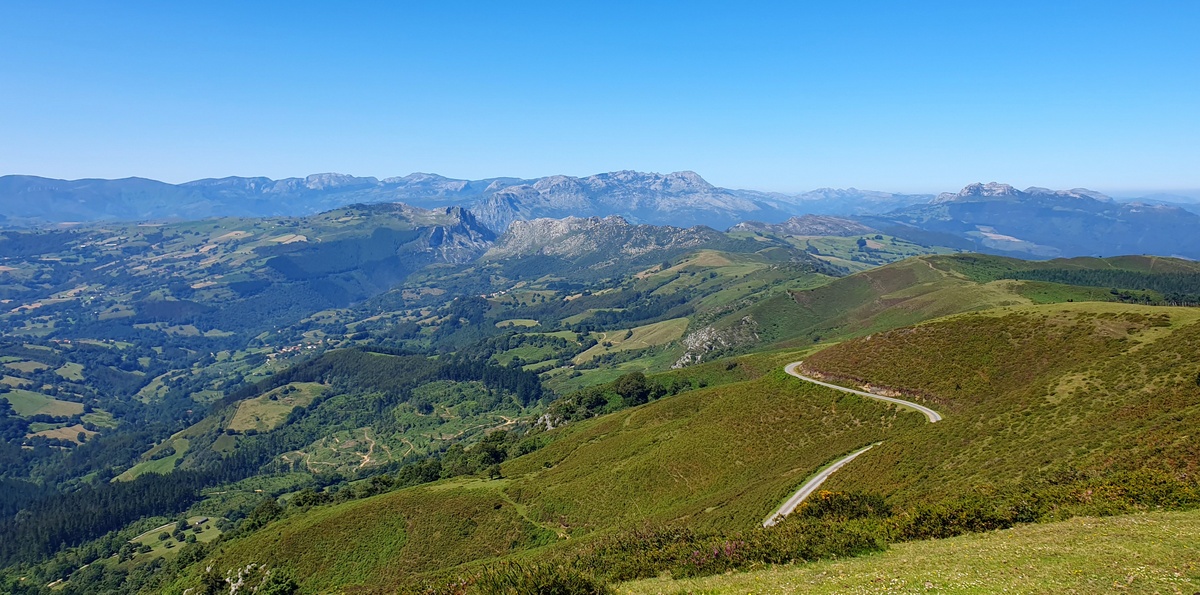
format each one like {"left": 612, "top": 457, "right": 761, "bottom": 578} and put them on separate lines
{"left": 797, "top": 490, "right": 891, "bottom": 521}
{"left": 471, "top": 562, "right": 610, "bottom": 595}
{"left": 412, "top": 563, "right": 609, "bottom": 595}
{"left": 562, "top": 510, "right": 889, "bottom": 583}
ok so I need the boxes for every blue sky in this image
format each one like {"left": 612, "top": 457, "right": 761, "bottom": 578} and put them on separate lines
{"left": 1, "top": 1, "right": 1197, "bottom": 193}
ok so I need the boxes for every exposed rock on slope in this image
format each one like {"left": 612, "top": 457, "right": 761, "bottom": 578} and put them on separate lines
{"left": 484, "top": 216, "right": 730, "bottom": 264}
{"left": 470, "top": 170, "right": 794, "bottom": 232}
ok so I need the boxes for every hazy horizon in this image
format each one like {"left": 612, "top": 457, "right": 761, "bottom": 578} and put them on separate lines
{"left": 4, "top": 169, "right": 1200, "bottom": 200}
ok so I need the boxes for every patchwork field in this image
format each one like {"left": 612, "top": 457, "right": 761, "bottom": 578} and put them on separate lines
{"left": 573, "top": 317, "right": 690, "bottom": 364}
{"left": 4, "top": 359, "right": 49, "bottom": 373}
{"left": 54, "top": 362, "right": 85, "bottom": 381}
{"left": 495, "top": 318, "right": 540, "bottom": 328}
{"left": 227, "top": 382, "right": 326, "bottom": 432}
{"left": 29, "top": 423, "right": 98, "bottom": 444}
{"left": 117, "top": 438, "right": 191, "bottom": 481}
{"left": 1, "top": 389, "right": 84, "bottom": 417}
{"left": 128, "top": 516, "right": 224, "bottom": 561}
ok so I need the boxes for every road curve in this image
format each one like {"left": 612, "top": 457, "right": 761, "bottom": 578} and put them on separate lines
{"left": 784, "top": 362, "right": 943, "bottom": 423}
{"left": 763, "top": 443, "right": 878, "bottom": 527}
{"left": 763, "top": 362, "right": 944, "bottom": 528}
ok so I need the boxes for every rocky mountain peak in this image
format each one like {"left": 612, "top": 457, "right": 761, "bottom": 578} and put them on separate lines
{"left": 933, "top": 182, "right": 1020, "bottom": 203}
{"left": 484, "top": 214, "right": 727, "bottom": 265}
{"left": 382, "top": 172, "right": 449, "bottom": 184}
{"left": 303, "top": 173, "right": 379, "bottom": 190}
{"left": 960, "top": 182, "right": 1018, "bottom": 197}
{"left": 583, "top": 170, "right": 715, "bottom": 193}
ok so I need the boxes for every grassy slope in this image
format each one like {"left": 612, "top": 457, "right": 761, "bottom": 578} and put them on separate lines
{"left": 176, "top": 300, "right": 1200, "bottom": 591}
{"left": 226, "top": 381, "right": 325, "bottom": 432}
{"left": 731, "top": 255, "right": 1031, "bottom": 347}
{"left": 130, "top": 516, "right": 223, "bottom": 559}
{"left": 938, "top": 253, "right": 1200, "bottom": 280}
{"left": 726, "top": 253, "right": 1200, "bottom": 348}
{"left": 573, "top": 317, "right": 690, "bottom": 364}
{"left": 803, "top": 302, "right": 1200, "bottom": 504}
{"left": 503, "top": 371, "right": 924, "bottom": 533}
{"left": 173, "top": 362, "right": 927, "bottom": 592}
{"left": 620, "top": 510, "right": 1200, "bottom": 594}
{"left": 782, "top": 233, "right": 957, "bottom": 274}
{"left": 116, "top": 438, "right": 190, "bottom": 481}
{"left": 180, "top": 483, "right": 555, "bottom": 594}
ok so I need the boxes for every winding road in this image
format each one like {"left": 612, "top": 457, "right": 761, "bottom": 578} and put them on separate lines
{"left": 763, "top": 361, "right": 943, "bottom": 528}
{"left": 784, "top": 362, "right": 942, "bottom": 422}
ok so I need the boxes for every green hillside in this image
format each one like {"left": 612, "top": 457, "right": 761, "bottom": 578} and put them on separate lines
{"left": 703, "top": 253, "right": 1200, "bottom": 353}
{"left": 161, "top": 300, "right": 1200, "bottom": 593}
{"left": 157, "top": 365, "right": 924, "bottom": 592}
{"left": 202, "top": 484, "right": 554, "bottom": 594}
{"left": 803, "top": 302, "right": 1200, "bottom": 506}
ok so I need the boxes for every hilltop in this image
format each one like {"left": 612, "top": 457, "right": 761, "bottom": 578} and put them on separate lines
{"left": 674, "top": 253, "right": 1200, "bottom": 365}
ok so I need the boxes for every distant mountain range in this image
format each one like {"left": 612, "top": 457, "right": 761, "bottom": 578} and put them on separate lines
{"left": 0, "top": 171, "right": 928, "bottom": 231}
{"left": 2, "top": 171, "right": 1199, "bottom": 260}
{"left": 859, "top": 182, "right": 1200, "bottom": 259}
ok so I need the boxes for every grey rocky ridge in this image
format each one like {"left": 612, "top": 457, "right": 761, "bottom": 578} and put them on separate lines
{"left": 481, "top": 214, "right": 790, "bottom": 274}
{"left": 469, "top": 170, "right": 794, "bottom": 232}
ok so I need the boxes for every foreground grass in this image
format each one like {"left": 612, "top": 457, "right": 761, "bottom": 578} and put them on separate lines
{"left": 620, "top": 510, "right": 1200, "bottom": 594}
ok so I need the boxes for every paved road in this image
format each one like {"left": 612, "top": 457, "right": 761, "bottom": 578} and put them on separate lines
{"left": 763, "top": 361, "right": 944, "bottom": 528}
{"left": 784, "top": 361, "right": 942, "bottom": 422}
{"left": 762, "top": 443, "right": 879, "bottom": 527}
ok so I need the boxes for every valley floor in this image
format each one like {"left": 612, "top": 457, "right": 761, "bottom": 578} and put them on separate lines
{"left": 618, "top": 509, "right": 1200, "bottom": 594}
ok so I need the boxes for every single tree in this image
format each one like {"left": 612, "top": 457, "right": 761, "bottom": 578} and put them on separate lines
{"left": 614, "top": 372, "right": 651, "bottom": 406}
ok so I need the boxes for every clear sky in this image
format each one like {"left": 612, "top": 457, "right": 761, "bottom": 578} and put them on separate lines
{"left": 1, "top": 1, "right": 1197, "bottom": 193}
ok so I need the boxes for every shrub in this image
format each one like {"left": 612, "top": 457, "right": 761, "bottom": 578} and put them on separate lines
{"left": 471, "top": 562, "right": 609, "bottom": 595}
{"left": 797, "top": 490, "right": 891, "bottom": 521}
{"left": 563, "top": 509, "right": 889, "bottom": 583}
